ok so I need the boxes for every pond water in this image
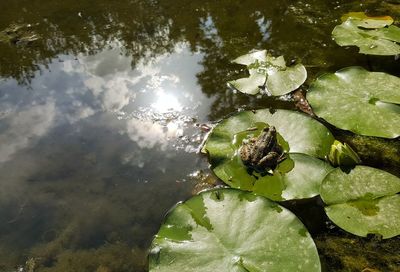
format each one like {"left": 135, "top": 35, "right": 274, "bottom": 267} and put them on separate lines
{"left": 0, "top": 0, "right": 399, "bottom": 271}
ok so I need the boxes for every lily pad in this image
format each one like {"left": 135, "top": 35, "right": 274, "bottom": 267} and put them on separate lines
{"left": 321, "top": 166, "right": 400, "bottom": 239}
{"left": 341, "top": 12, "right": 394, "bottom": 29}
{"left": 307, "top": 67, "right": 400, "bottom": 138}
{"left": 149, "top": 189, "right": 321, "bottom": 272}
{"left": 332, "top": 13, "right": 400, "bottom": 55}
{"left": 228, "top": 50, "right": 307, "bottom": 96}
{"left": 203, "top": 109, "right": 334, "bottom": 201}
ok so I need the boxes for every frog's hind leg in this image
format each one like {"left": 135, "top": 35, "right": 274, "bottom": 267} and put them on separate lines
{"left": 258, "top": 152, "right": 279, "bottom": 169}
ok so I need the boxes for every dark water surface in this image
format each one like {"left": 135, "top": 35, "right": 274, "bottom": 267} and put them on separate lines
{"left": 0, "top": 0, "right": 399, "bottom": 271}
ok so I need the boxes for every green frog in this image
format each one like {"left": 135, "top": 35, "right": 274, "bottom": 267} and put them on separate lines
{"left": 240, "top": 126, "right": 286, "bottom": 173}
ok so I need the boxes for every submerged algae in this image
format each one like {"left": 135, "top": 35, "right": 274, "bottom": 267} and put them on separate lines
{"left": 35, "top": 243, "right": 143, "bottom": 272}
{"left": 335, "top": 131, "right": 400, "bottom": 177}
{"left": 316, "top": 233, "right": 400, "bottom": 272}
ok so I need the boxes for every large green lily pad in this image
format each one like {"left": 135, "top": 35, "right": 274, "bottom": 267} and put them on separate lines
{"left": 149, "top": 189, "right": 321, "bottom": 272}
{"left": 332, "top": 13, "right": 400, "bottom": 55}
{"left": 228, "top": 50, "right": 307, "bottom": 96}
{"left": 307, "top": 67, "right": 400, "bottom": 138}
{"left": 321, "top": 166, "right": 400, "bottom": 239}
{"left": 203, "top": 109, "right": 334, "bottom": 201}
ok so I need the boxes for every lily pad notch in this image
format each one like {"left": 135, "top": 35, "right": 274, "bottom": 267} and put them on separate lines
{"left": 149, "top": 189, "right": 321, "bottom": 272}
{"left": 320, "top": 166, "right": 400, "bottom": 239}
{"left": 228, "top": 50, "right": 307, "bottom": 96}
{"left": 307, "top": 66, "right": 400, "bottom": 138}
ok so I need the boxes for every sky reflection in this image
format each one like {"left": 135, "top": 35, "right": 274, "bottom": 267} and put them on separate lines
{"left": 0, "top": 41, "right": 208, "bottom": 159}
{"left": 0, "top": 40, "right": 211, "bottom": 271}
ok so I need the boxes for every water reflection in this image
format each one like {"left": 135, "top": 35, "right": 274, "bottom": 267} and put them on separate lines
{"left": 0, "top": 40, "right": 208, "bottom": 271}
{"left": 151, "top": 92, "right": 182, "bottom": 113}
{"left": 0, "top": 0, "right": 399, "bottom": 271}
{"left": 0, "top": 100, "right": 55, "bottom": 163}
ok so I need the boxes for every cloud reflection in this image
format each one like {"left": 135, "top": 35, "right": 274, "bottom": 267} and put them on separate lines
{"left": 0, "top": 42, "right": 207, "bottom": 168}
{"left": 0, "top": 100, "right": 56, "bottom": 163}
{"left": 84, "top": 76, "right": 133, "bottom": 112}
{"left": 126, "top": 119, "right": 182, "bottom": 150}
{"left": 79, "top": 47, "right": 138, "bottom": 112}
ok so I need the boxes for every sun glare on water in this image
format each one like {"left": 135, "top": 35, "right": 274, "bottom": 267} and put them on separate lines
{"left": 151, "top": 91, "right": 183, "bottom": 113}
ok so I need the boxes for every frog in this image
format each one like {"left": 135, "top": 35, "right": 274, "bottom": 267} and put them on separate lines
{"left": 239, "top": 126, "right": 286, "bottom": 173}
